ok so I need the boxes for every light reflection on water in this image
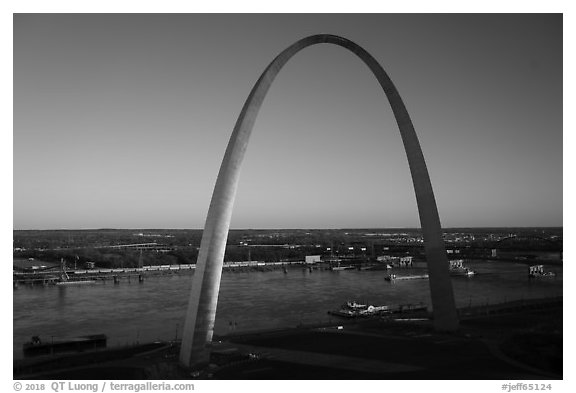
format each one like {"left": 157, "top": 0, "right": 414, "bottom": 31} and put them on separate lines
{"left": 13, "top": 260, "right": 562, "bottom": 359}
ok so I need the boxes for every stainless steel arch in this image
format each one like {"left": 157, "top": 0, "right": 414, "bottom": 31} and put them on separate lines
{"left": 180, "top": 34, "right": 459, "bottom": 368}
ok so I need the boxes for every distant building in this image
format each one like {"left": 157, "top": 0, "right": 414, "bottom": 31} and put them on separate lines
{"left": 398, "top": 256, "right": 413, "bottom": 267}
{"left": 377, "top": 255, "right": 413, "bottom": 267}
{"left": 449, "top": 260, "right": 464, "bottom": 269}
{"left": 305, "top": 255, "right": 321, "bottom": 264}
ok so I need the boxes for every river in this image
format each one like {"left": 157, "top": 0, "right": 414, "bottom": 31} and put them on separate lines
{"left": 13, "top": 259, "right": 562, "bottom": 359}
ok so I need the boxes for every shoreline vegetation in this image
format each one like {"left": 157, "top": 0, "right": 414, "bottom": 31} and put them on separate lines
{"left": 13, "top": 227, "right": 563, "bottom": 271}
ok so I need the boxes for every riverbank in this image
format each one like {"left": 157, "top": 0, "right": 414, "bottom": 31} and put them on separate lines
{"left": 14, "top": 296, "right": 562, "bottom": 380}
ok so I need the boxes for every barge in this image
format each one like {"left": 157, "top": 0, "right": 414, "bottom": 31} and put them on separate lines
{"left": 23, "top": 334, "right": 107, "bottom": 357}
{"left": 385, "top": 273, "right": 429, "bottom": 281}
{"left": 328, "top": 301, "right": 427, "bottom": 318}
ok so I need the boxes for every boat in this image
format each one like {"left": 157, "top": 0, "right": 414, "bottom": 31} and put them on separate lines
{"left": 330, "top": 261, "right": 354, "bottom": 271}
{"left": 328, "top": 305, "right": 389, "bottom": 318}
{"left": 328, "top": 301, "right": 427, "bottom": 318}
{"left": 56, "top": 280, "right": 97, "bottom": 286}
{"left": 331, "top": 266, "right": 354, "bottom": 271}
{"left": 385, "top": 273, "right": 429, "bottom": 281}
{"left": 22, "top": 334, "right": 107, "bottom": 357}
{"left": 346, "top": 301, "right": 368, "bottom": 309}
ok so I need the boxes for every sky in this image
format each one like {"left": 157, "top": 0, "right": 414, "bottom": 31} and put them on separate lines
{"left": 12, "top": 13, "right": 563, "bottom": 230}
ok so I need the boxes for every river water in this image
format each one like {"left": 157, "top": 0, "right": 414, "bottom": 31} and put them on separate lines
{"left": 12, "top": 260, "right": 562, "bottom": 359}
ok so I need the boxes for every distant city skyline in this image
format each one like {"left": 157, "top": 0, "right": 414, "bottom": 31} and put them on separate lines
{"left": 13, "top": 14, "right": 563, "bottom": 230}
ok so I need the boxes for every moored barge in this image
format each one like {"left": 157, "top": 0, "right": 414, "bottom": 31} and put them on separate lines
{"left": 23, "top": 334, "right": 107, "bottom": 357}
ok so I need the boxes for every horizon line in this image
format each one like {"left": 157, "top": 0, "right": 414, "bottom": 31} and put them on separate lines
{"left": 12, "top": 226, "right": 564, "bottom": 231}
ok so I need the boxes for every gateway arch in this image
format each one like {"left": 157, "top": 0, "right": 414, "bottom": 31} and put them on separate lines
{"left": 180, "top": 34, "right": 459, "bottom": 368}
